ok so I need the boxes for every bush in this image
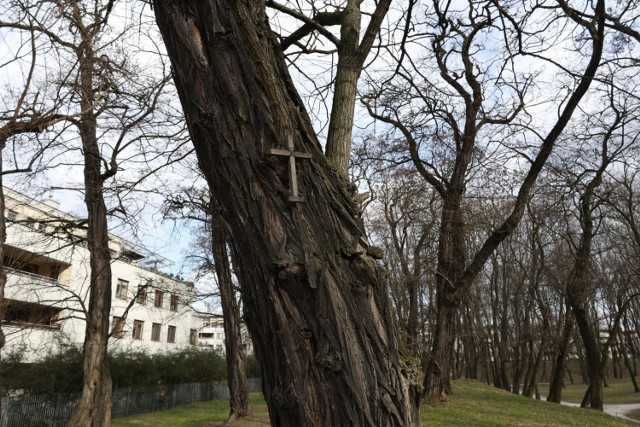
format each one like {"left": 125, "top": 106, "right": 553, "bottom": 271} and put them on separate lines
{"left": 245, "top": 355, "right": 261, "bottom": 378}
{"left": 150, "top": 347, "right": 227, "bottom": 386}
{"left": 3, "top": 344, "right": 84, "bottom": 395}
{"left": 4, "top": 346, "right": 228, "bottom": 394}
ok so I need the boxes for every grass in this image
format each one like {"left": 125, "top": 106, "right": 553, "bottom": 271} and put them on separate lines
{"left": 111, "top": 393, "right": 267, "bottom": 426}
{"left": 555, "top": 377, "right": 640, "bottom": 405}
{"left": 112, "top": 381, "right": 636, "bottom": 427}
{"left": 424, "top": 379, "right": 636, "bottom": 426}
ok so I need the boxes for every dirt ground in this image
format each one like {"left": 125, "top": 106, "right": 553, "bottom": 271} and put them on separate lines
{"left": 208, "top": 417, "right": 271, "bottom": 426}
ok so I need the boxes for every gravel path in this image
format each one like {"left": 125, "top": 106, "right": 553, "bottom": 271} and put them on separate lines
{"left": 602, "top": 403, "right": 640, "bottom": 424}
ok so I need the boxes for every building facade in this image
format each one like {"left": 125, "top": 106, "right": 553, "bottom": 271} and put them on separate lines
{"left": 2, "top": 189, "right": 198, "bottom": 361}
{"left": 191, "top": 312, "right": 253, "bottom": 355}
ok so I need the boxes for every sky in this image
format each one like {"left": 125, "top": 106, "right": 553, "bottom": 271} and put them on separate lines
{"left": 2, "top": 0, "right": 638, "bottom": 280}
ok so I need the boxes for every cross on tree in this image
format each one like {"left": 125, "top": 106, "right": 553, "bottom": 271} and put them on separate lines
{"left": 269, "top": 135, "right": 312, "bottom": 203}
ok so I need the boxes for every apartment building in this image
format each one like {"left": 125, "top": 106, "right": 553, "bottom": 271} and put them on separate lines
{"left": 2, "top": 188, "right": 197, "bottom": 361}
{"left": 191, "top": 312, "right": 254, "bottom": 355}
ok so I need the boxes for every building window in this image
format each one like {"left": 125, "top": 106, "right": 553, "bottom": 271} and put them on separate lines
{"left": 112, "top": 316, "right": 125, "bottom": 338}
{"left": 6, "top": 210, "right": 17, "bottom": 221}
{"left": 49, "top": 265, "right": 62, "bottom": 281}
{"left": 170, "top": 294, "right": 179, "bottom": 311}
{"left": 116, "top": 279, "right": 129, "bottom": 300}
{"left": 38, "top": 222, "right": 47, "bottom": 232}
{"left": 189, "top": 329, "right": 198, "bottom": 345}
{"left": 3, "top": 299, "right": 61, "bottom": 328}
{"left": 151, "top": 323, "right": 162, "bottom": 342}
{"left": 217, "top": 333, "right": 223, "bottom": 339}
{"left": 132, "top": 320, "right": 144, "bottom": 340}
{"left": 154, "top": 290, "right": 164, "bottom": 308}
{"left": 25, "top": 217, "right": 36, "bottom": 229}
{"left": 199, "top": 332, "right": 213, "bottom": 339}
{"left": 136, "top": 285, "right": 147, "bottom": 304}
{"left": 167, "top": 326, "right": 176, "bottom": 343}
{"left": 216, "top": 344, "right": 223, "bottom": 351}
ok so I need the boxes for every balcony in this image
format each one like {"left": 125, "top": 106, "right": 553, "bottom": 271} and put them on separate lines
{"left": 4, "top": 266, "right": 61, "bottom": 285}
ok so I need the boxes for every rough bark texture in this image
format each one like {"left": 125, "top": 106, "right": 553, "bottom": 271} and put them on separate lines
{"left": 153, "top": 1, "right": 419, "bottom": 426}
{"left": 211, "top": 210, "right": 251, "bottom": 420}
{"left": 67, "top": 34, "right": 113, "bottom": 427}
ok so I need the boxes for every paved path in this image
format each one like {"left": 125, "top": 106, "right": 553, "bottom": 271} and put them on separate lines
{"left": 540, "top": 395, "right": 640, "bottom": 424}
{"left": 602, "top": 403, "right": 640, "bottom": 424}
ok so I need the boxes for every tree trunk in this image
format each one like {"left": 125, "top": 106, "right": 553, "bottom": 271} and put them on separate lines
{"left": 423, "top": 190, "right": 466, "bottom": 401}
{"left": 621, "top": 330, "right": 640, "bottom": 392}
{"left": 211, "top": 207, "right": 251, "bottom": 420}
{"left": 0, "top": 143, "right": 6, "bottom": 423}
{"left": 325, "top": 1, "right": 360, "bottom": 178}
{"left": 423, "top": 297, "right": 457, "bottom": 402}
{"left": 67, "top": 41, "right": 113, "bottom": 427}
{"left": 573, "top": 305, "right": 604, "bottom": 410}
{"left": 547, "top": 310, "right": 573, "bottom": 403}
{"left": 153, "top": 2, "right": 419, "bottom": 425}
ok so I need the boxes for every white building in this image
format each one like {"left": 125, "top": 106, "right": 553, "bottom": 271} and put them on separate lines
{"left": 2, "top": 188, "right": 199, "bottom": 361}
{"left": 191, "top": 312, "right": 253, "bottom": 355}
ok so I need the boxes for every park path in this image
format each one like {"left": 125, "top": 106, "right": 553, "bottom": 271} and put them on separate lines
{"left": 553, "top": 399, "right": 640, "bottom": 424}
{"left": 539, "top": 393, "right": 640, "bottom": 424}
{"left": 602, "top": 403, "right": 640, "bottom": 424}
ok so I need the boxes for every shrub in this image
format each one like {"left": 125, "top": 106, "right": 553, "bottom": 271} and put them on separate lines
{"left": 4, "top": 345, "right": 228, "bottom": 394}
{"left": 245, "top": 355, "right": 261, "bottom": 378}
{"left": 3, "top": 344, "right": 84, "bottom": 395}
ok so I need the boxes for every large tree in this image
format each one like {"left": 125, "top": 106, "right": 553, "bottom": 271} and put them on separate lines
{"left": 153, "top": 1, "right": 419, "bottom": 426}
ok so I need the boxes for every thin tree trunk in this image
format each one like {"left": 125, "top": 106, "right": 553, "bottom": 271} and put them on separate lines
{"left": 547, "top": 310, "right": 573, "bottom": 403}
{"left": 0, "top": 143, "right": 6, "bottom": 423}
{"left": 620, "top": 329, "right": 640, "bottom": 392}
{"left": 153, "top": 2, "right": 419, "bottom": 425}
{"left": 211, "top": 206, "right": 251, "bottom": 420}
{"left": 573, "top": 305, "right": 604, "bottom": 409}
{"left": 423, "top": 297, "right": 457, "bottom": 401}
{"left": 324, "top": 0, "right": 392, "bottom": 177}
{"left": 68, "top": 37, "right": 113, "bottom": 427}
{"left": 423, "top": 190, "right": 466, "bottom": 401}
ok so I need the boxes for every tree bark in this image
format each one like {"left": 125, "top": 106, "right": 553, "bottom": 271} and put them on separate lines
{"left": 153, "top": 2, "right": 419, "bottom": 425}
{"left": 211, "top": 206, "right": 251, "bottom": 420}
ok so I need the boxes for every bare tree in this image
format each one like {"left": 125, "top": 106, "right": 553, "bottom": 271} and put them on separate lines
{"left": 153, "top": 1, "right": 419, "bottom": 425}
{"left": 163, "top": 185, "right": 252, "bottom": 420}
{"left": 363, "top": 0, "right": 607, "bottom": 402}
{"left": 2, "top": 1, "right": 181, "bottom": 424}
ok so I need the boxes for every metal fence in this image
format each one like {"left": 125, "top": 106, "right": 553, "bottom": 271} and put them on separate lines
{"left": 1, "top": 378, "right": 262, "bottom": 427}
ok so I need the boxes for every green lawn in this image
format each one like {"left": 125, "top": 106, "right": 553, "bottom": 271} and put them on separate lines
{"left": 111, "top": 393, "right": 267, "bottom": 426}
{"left": 425, "top": 379, "right": 636, "bottom": 426}
{"left": 112, "top": 380, "right": 636, "bottom": 426}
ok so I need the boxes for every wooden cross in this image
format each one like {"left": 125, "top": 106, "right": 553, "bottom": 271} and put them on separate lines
{"left": 269, "top": 135, "right": 312, "bottom": 203}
